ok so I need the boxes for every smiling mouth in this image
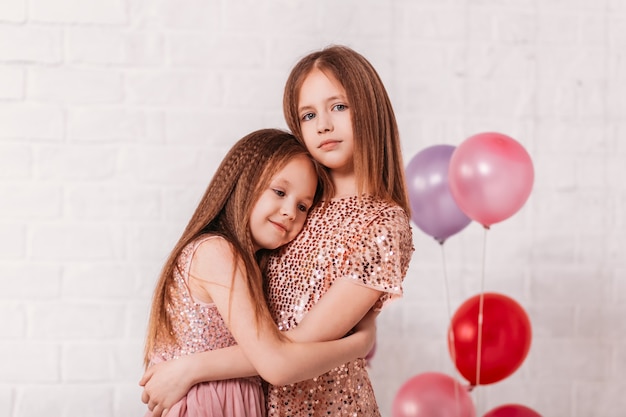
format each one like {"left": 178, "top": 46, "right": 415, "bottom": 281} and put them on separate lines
{"left": 269, "top": 220, "right": 287, "bottom": 233}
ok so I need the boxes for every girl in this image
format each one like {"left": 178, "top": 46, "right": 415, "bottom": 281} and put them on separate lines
{"left": 142, "top": 128, "right": 378, "bottom": 417}
{"left": 141, "top": 45, "right": 414, "bottom": 416}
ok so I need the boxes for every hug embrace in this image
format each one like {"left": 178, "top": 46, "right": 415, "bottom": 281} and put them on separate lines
{"left": 140, "top": 45, "right": 414, "bottom": 417}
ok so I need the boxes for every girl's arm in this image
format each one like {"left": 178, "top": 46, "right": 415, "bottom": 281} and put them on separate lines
{"left": 140, "top": 279, "right": 381, "bottom": 415}
{"left": 286, "top": 278, "right": 382, "bottom": 342}
{"left": 141, "top": 304, "right": 378, "bottom": 415}
{"left": 192, "top": 237, "right": 374, "bottom": 385}
{"left": 140, "top": 241, "right": 383, "bottom": 415}
{"left": 140, "top": 345, "right": 255, "bottom": 415}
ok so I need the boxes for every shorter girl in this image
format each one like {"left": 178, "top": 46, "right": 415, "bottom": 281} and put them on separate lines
{"left": 142, "top": 128, "right": 376, "bottom": 417}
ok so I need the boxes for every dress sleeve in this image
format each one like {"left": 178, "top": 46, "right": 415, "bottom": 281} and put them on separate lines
{"left": 340, "top": 206, "right": 414, "bottom": 307}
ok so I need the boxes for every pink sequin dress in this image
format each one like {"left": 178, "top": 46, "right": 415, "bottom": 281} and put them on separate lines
{"left": 146, "top": 236, "right": 266, "bottom": 417}
{"left": 265, "top": 195, "right": 414, "bottom": 416}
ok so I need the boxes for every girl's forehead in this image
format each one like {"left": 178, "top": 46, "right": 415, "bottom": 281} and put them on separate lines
{"left": 304, "top": 67, "right": 342, "bottom": 88}
{"left": 298, "top": 68, "right": 347, "bottom": 104}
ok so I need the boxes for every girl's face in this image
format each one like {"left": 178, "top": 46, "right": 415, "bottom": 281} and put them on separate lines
{"left": 249, "top": 154, "right": 318, "bottom": 251}
{"left": 297, "top": 68, "right": 354, "bottom": 175}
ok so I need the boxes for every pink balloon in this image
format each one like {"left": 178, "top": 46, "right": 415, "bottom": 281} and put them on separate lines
{"left": 392, "top": 372, "right": 475, "bottom": 417}
{"left": 448, "top": 132, "right": 534, "bottom": 227}
{"left": 483, "top": 404, "right": 542, "bottom": 417}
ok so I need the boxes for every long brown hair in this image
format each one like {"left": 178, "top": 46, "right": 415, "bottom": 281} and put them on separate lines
{"left": 143, "top": 129, "right": 323, "bottom": 367}
{"left": 283, "top": 45, "right": 410, "bottom": 214}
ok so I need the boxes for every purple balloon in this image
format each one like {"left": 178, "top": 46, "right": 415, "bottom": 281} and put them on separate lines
{"left": 406, "top": 145, "right": 472, "bottom": 244}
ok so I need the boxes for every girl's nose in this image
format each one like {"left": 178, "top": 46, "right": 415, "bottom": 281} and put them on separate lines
{"left": 281, "top": 203, "right": 296, "bottom": 220}
{"left": 316, "top": 112, "right": 333, "bottom": 133}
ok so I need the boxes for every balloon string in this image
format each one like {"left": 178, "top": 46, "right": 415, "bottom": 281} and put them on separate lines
{"left": 440, "top": 243, "right": 461, "bottom": 415}
{"left": 475, "top": 226, "right": 489, "bottom": 412}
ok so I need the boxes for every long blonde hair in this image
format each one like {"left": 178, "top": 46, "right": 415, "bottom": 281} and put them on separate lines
{"left": 143, "top": 129, "right": 324, "bottom": 367}
{"left": 283, "top": 45, "right": 410, "bottom": 214}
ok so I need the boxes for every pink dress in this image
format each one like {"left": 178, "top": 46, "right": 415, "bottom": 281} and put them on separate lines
{"left": 146, "top": 236, "right": 266, "bottom": 417}
{"left": 265, "top": 195, "right": 414, "bottom": 416}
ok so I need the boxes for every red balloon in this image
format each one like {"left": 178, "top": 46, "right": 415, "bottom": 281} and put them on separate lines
{"left": 392, "top": 372, "right": 475, "bottom": 417}
{"left": 448, "top": 132, "right": 534, "bottom": 227}
{"left": 448, "top": 293, "right": 532, "bottom": 385}
{"left": 483, "top": 404, "right": 542, "bottom": 417}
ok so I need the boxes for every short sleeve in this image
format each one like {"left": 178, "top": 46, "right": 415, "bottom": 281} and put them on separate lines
{"left": 340, "top": 206, "right": 414, "bottom": 307}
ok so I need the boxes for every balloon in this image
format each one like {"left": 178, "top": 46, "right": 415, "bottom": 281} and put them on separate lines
{"left": 483, "top": 404, "right": 542, "bottom": 417}
{"left": 406, "top": 145, "right": 472, "bottom": 244}
{"left": 392, "top": 372, "right": 475, "bottom": 417}
{"left": 448, "top": 132, "right": 534, "bottom": 227}
{"left": 448, "top": 293, "right": 532, "bottom": 386}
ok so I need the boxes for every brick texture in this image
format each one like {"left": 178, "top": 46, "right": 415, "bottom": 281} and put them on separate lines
{"left": 1, "top": 1, "right": 624, "bottom": 416}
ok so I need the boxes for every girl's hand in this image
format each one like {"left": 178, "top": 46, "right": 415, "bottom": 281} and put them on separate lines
{"left": 352, "top": 307, "right": 379, "bottom": 358}
{"left": 139, "top": 357, "right": 196, "bottom": 417}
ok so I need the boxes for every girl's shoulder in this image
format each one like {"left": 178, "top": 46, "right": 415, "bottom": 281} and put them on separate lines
{"left": 188, "top": 235, "right": 236, "bottom": 268}
{"left": 188, "top": 235, "right": 240, "bottom": 287}
{"left": 193, "top": 234, "right": 234, "bottom": 259}
{"left": 181, "top": 234, "right": 229, "bottom": 258}
{"left": 361, "top": 195, "right": 410, "bottom": 221}
{"left": 358, "top": 196, "right": 413, "bottom": 243}
{"left": 318, "top": 194, "right": 411, "bottom": 234}
{"left": 322, "top": 193, "right": 405, "bottom": 211}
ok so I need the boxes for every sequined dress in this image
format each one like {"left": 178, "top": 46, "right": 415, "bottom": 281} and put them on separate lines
{"left": 146, "top": 235, "right": 266, "bottom": 417}
{"left": 265, "top": 195, "right": 414, "bottom": 416}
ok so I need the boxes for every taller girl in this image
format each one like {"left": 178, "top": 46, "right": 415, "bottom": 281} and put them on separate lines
{"left": 264, "top": 45, "right": 414, "bottom": 415}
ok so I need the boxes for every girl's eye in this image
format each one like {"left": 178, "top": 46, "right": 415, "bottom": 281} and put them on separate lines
{"left": 297, "top": 204, "right": 308, "bottom": 213}
{"left": 273, "top": 189, "right": 286, "bottom": 197}
{"left": 333, "top": 104, "right": 347, "bottom": 111}
{"left": 301, "top": 112, "right": 315, "bottom": 121}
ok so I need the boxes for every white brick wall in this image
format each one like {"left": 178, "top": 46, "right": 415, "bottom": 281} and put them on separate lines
{"left": 1, "top": 1, "right": 623, "bottom": 416}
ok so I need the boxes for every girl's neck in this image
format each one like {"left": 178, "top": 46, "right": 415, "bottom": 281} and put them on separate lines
{"left": 330, "top": 171, "right": 358, "bottom": 199}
